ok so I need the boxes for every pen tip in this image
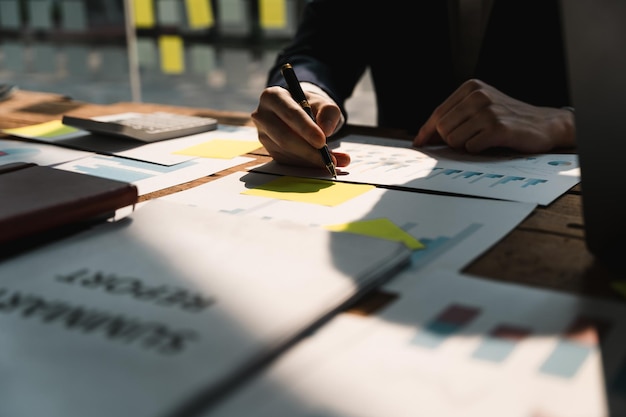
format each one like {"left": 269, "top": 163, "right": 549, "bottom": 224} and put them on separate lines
{"left": 328, "top": 165, "right": 338, "bottom": 179}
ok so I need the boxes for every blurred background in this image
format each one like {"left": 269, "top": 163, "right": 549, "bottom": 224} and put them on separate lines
{"left": 0, "top": 0, "right": 375, "bottom": 125}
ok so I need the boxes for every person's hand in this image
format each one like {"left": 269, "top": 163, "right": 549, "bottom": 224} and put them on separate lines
{"left": 413, "top": 79, "right": 575, "bottom": 154}
{"left": 251, "top": 86, "right": 351, "bottom": 168}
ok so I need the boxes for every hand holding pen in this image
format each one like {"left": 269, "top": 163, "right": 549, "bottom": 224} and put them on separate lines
{"left": 280, "top": 63, "right": 337, "bottom": 178}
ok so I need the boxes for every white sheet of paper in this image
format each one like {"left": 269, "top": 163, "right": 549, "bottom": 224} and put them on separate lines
{"left": 252, "top": 135, "right": 581, "bottom": 205}
{"left": 54, "top": 153, "right": 253, "bottom": 196}
{"left": 0, "top": 199, "right": 410, "bottom": 417}
{"left": 160, "top": 171, "right": 536, "bottom": 291}
{"left": 206, "top": 268, "right": 626, "bottom": 417}
{"left": 6, "top": 121, "right": 260, "bottom": 166}
{"left": 112, "top": 123, "right": 260, "bottom": 166}
{"left": 0, "top": 138, "right": 94, "bottom": 166}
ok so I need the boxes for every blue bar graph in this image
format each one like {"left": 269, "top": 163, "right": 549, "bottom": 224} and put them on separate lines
{"left": 539, "top": 316, "right": 611, "bottom": 379}
{"left": 490, "top": 176, "right": 525, "bottom": 187}
{"left": 469, "top": 173, "right": 503, "bottom": 183}
{"left": 410, "top": 223, "right": 483, "bottom": 270}
{"left": 540, "top": 341, "right": 593, "bottom": 378}
{"left": 472, "top": 324, "right": 530, "bottom": 363}
{"left": 453, "top": 171, "right": 482, "bottom": 179}
{"left": 425, "top": 168, "right": 463, "bottom": 179}
{"left": 522, "top": 179, "right": 548, "bottom": 188}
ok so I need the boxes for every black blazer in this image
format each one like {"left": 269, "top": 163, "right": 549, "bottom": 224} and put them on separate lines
{"left": 267, "top": 0, "right": 570, "bottom": 135}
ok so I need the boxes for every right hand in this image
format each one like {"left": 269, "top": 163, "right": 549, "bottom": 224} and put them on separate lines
{"left": 251, "top": 86, "right": 351, "bottom": 168}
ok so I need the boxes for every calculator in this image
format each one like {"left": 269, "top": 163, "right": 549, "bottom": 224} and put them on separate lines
{"left": 0, "top": 83, "right": 17, "bottom": 101}
{"left": 62, "top": 112, "right": 219, "bottom": 143}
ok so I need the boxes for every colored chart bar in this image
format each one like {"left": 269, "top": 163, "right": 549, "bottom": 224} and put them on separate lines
{"left": 490, "top": 176, "right": 525, "bottom": 187}
{"left": 522, "top": 179, "right": 548, "bottom": 187}
{"left": 470, "top": 173, "right": 503, "bottom": 183}
{"left": 410, "top": 223, "right": 483, "bottom": 269}
{"left": 472, "top": 324, "right": 531, "bottom": 363}
{"left": 413, "top": 304, "right": 481, "bottom": 349}
{"left": 426, "top": 168, "right": 463, "bottom": 179}
{"left": 539, "top": 316, "right": 611, "bottom": 379}
{"left": 454, "top": 171, "right": 482, "bottom": 179}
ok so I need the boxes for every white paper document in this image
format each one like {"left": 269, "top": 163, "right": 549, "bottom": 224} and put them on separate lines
{"left": 0, "top": 138, "right": 94, "bottom": 166}
{"left": 206, "top": 269, "right": 626, "bottom": 417}
{"left": 0, "top": 200, "right": 410, "bottom": 417}
{"left": 161, "top": 171, "right": 536, "bottom": 290}
{"left": 253, "top": 134, "right": 581, "bottom": 205}
{"left": 5, "top": 121, "right": 260, "bottom": 166}
{"left": 54, "top": 153, "right": 253, "bottom": 196}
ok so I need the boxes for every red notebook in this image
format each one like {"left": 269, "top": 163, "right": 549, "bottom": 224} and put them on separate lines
{"left": 0, "top": 162, "right": 138, "bottom": 246}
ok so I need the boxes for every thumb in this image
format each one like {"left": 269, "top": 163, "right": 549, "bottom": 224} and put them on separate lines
{"left": 316, "top": 106, "right": 344, "bottom": 137}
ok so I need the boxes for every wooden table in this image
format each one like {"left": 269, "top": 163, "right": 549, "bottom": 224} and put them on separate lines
{"left": 1, "top": 89, "right": 622, "bottom": 304}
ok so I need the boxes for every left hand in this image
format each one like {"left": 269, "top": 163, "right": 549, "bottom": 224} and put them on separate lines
{"left": 413, "top": 79, "right": 575, "bottom": 153}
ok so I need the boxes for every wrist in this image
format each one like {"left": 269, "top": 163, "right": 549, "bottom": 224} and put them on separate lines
{"left": 553, "top": 106, "right": 576, "bottom": 149}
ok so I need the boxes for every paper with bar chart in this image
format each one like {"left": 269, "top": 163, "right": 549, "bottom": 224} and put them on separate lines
{"left": 0, "top": 138, "right": 94, "bottom": 166}
{"left": 160, "top": 171, "right": 536, "bottom": 283}
{"left": 54, "top": 153, "right": 253, "bottom": 196}
{"left": 252, "top": 135, "right": 580, "bottom": 205}
{"left": 4, "top": 121, "right": 261, "bottom": 166}
{"left": 206, "top": 269, "right": 626, "bottom": 417}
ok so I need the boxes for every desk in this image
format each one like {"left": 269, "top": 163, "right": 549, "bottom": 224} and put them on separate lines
{"left": 0, "top": 89, "right": 621, "bottom": 303}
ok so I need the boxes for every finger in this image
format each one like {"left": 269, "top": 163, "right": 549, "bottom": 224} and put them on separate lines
{"left": 439, "top": 107, "right": 487, "bottom": 150}
{"left": 414, "top": 79, "right": 485, "bottom": 146}
{"left": 412, "top": 126, "right": 444, "bottom": 147}
{"left": 464, "top": 129, "right": 504, "bottom": 154}
{"left": 257, "top": 87, "right": 327, "bottom": 149}
{"left": 331, "top": 151, "right": 351, "bottom": 167}
{"left": 254, "top": 111, "right": 328, "bottom": 168}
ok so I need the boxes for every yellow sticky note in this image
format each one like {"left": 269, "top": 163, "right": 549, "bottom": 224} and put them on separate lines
{"left": 174, "top": 139, "right": 262, "bottom": 158}
{"left": 133, "top": 0, "right": 155, "bottom": 28}
{"left": 185, "top": 0, "right": 214, "bottom": 29}
{"left": 3, "top": 120, "right": 80, "bottom": 138}
{"left": 259, "top": 0, "right": 286, "bottom": 29}
{"left": 159, "top": 35, "right": 185, "bottom": 74}
{"left": 325, "top": 218, "right": 424, "bottom": 250}
{"left": 243, "top": 176, "right": 374, "bottom": 206}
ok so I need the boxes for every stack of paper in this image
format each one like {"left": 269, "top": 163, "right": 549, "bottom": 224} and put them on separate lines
{"left": 0, "top": 200, "right": 410, "bottom": 417}
{"left": 205, "top": 269, "right": 626, "bottom": 417}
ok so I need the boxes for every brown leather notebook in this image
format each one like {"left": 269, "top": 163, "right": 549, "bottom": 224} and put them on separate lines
{"left": 0, "top": 162, "right": 138, "bottom": 246}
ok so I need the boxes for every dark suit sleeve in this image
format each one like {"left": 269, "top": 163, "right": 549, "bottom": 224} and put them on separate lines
{"left": 266, "top": 0, "right": 371, "bottom": 120}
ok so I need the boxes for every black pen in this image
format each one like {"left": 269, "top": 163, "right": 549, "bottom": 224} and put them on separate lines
{"left": 280, "top": 63, "right": 337, "bottom": 179}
